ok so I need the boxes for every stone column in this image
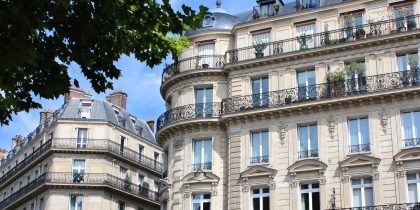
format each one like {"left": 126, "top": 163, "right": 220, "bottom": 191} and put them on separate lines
{"left": 228, "top": 130, "right": 242, "bottom": 210}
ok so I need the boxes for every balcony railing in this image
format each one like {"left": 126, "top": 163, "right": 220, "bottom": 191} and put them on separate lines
{"left": 405, "top": 138, "right": 420, "bottom": 148}
{"left": 161, "top": 55, "right": 224, "bottom": 84}
{"left": 156, "top": 102, "right": 221, "bottom": 131}
{"left": 225, "top": 14, "right": 420, "bottom": 64}
{"left": 250, "top": 155, "right": 269, "bottom": 165}
{"left": 298, "top": 149, "right": 319, "bottom": 159}
{"left": 0, "top": 173, "right": 159, "bottom": 209}
{"left": 349, "top": 143, "right": 371, "bottom": 154}
{"left": 328, "top": 203, "right": 420, "bottom": 210}
{"left": 222, "top": 70, "right": 420, "bottom": 114}
{"left": 191, "top": 162, "right": 212, "bottom": 172}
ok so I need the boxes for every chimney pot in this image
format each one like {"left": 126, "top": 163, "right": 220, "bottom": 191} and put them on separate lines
{"left": 12, "top": 135, "right": 23, "bottom": 148}
{"left": 146, "top": 117, "right": 155, "bottom": 133}
{"left": 64, "top": 86, "right": 91, "bottom": 103}
{"left": 39, "top": 109, "right": 54, "bottom": 126}
{"left": 0, "top": 148, "right": 6, "bottom": 159}
{"left": 106, "top": 90, "right": 128, "bottom": 110}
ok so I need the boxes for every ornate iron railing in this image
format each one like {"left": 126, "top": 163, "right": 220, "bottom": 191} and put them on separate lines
{"left": 161, "top": 55, "right": 224, "bottom": 84}
{"left": 191, "top": 162, "right": 212, "bottom": 172}
{"left": 349, "top": 143, "right": 371, "bottom": 154}
{"left": 222, "top": 70, "right": 420, "bottom": 114}
{"left": 0, "top": 173, "right": 159, "bottom": 209}
{"left": 250, "top": 155, "right": 269, "bottom": 165}
{"left": 298, "top": 149, "right": 319, "bottom": 159}
{"left": 328, "top": 202, "right": 420, "bottom": 210}
{"left": 225, "top": 14, "right": 420, "bottom": 64}
{"left": 405, "top": 138, "right": 420, "bottom": 148}
{"left": 156, "top": 102, "right": 222, "bottom": 131}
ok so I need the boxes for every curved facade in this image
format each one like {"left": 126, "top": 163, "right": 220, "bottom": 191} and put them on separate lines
{"left": 158, "top": 0, "right": 420, "bottom": 210}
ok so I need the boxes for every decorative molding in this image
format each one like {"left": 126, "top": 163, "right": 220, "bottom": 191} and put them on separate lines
{"left": 319, "top": 178, "right": 327, "bottom": 185}
{"left": 341, "top": 175, "right": 351, "bottom": 183}
{"left": 378, "top": 109, "right": 388, "bottom": 134}
{"left": 372, "top": 172, "right": 380, "bottom": 180}
{"left": 212, "top": 182, "right": 218, "bottom": 195}
{"left": 291, "top": 180, "right": 300, "bottom": 188}
{"left": 278, "top": 125, "right": 287, "bottom": 145}
{"left": 395, "top": 170, "right": 406, "bottom": 178}
{"left": 328, "top": 117, "right": 336, "bottom": 139}
{"left": 174, "top": 139, "right": 184, "bottom": 150}
{"left": 183, "top": 184, "right": 191, "bottom": 198}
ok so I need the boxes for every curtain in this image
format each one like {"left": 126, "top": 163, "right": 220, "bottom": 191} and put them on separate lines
{"left": 360, "top": 118, "right": 370, "bottom": 145}
{"left": 252, "top": 32, "right": 271, "bottom": 56}
{"left": 299, "top": 126, "right": 309, "bottom": 153}
{"left": 364, "top": 187, "right": 374, "bottom": 206}
{"left": 198, "top": 44, "right": 215, "bottom": 67}
{"left": 414, "top": 111, "right": 420, "bottom": 138}
{"left": 310, "top": 125, "right": 318, "bottom": 152}
{"left": 296, "top": 24, "right": 316, "bottom": 48}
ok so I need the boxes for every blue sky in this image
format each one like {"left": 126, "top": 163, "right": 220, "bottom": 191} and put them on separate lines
{"left": 0, "top": 0, "right": 295, "bottom": 150}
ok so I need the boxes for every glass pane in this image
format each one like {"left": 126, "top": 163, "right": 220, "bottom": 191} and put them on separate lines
{"left": 301, "top": 193, "right": 309, "bottom": 210}
{"left": 194, "top": 141, "right": 202, "bottom": 164}
{"left": 414, "top": 111, "right": 420, "bottom": 138}
{"left": 364, "top": 187, "right": 374, "bottom": 206}
{"left": 349, "top": 119, "right": 359, "bottom": 146}
{"left": 262, "top": 132, "right": 269, "bottom": 157}
{"left": 312, "top": 183, "right": 319, "bottom": 189}
{"left": 204, "top": 194, "right": 211, "bottom": 199}
{"left": 252, "top": 79, "right": 261, "bottom": 94}
{"left": 253, "top": 197, "right": 261, "bottom": 210}
{"left": 203, "top": 202, "right": 210, "bottom": 210}
{"left": 402, "top": 112, "right": 414, "bottom": 139}
{"left": 193, "top": 203, "right": 201, "bottom": 210}
{"left": 310, "top": 125, "right": 318, "bottom": 151}
{"left": 407, "top": 174, "right": 417, "bottom": 180}
{"left": 298, "top": 72, "right": 307, "bottom": 87}
{"left": 355, "top": 15, "right": 363, "bottom": 27}
{"left": 299, "top": 126, "right": 309, "bottom": 152}
{"left": 408, "top": 183, "right": 418, "bottom": 203}
{"left": 77, "top": 196, "right": 83, "bottom": 210}
{"left": 352, "top": 179, "right": 361, "bottom": 185}
{"left": 252, "top": 133, "right": 261, "bottom": 157}
{"left": 364, "top": 178, "right": 372, "bottom": 184}
{"left": 78, "top": 129, "right": 87, "bottom": 139}
{"left": 312, "top": 192, "right": 320, "bottom": 210}
{"left": 360, "top": 118, "right": 370, "bottom": 145}
{"left": 73, "top": 160, "right": 85, "bottom": 174}
{"left": 301, "top": 184, "right": 309, "bottom": 190}
{"left": 205, "top": 88, "right": 213, "bottom": 103}
{"left": 253, "top": 189, "right": 260, "bottom": 194}
{"left": 70, "top": 195, "right": 76, "bottom": 210}
{"left": 262, "top": 78, "right": 269, "bottom": 93}
{"left": 307, "top": 70, "right": 316, "bottom": 86}
{"left": 353, "top": 188, "right": 362, "bottom": 207}
{"left": 203, "top": 140, "right": 212, "bottom": 165}
{"left": 397, "top": 55, "right": 408, "bottom": 72}
{"left": 193, "top": 195, "right": 201, "bottom": 200}
{"left": 195, "top": 89, "right": 204, "bottom": 104}
{"left": 263, "top": 188, "right": 269, "bottom": 194}
{"left": 263, "top": 196, "right": 270, "bottom": 210}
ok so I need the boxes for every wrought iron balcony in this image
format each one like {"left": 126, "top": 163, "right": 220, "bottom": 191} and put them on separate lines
{"left": 328, "top": 202, "right": 420, "bottom": 210}
{"left": 222, "top": 70, "right": 420, "bottom": 114}
{"left": 349, "top": 143, "right": 371, "bottom": 154}
{"left": 191, "top": 162, "right": 212, "bottom": 172}
{"left": 161, "top": 55, "right": 224, "bottom": 84}
{"left": 298, "top": 149, "right": 319, "bottom": 159}
{"left": 0, "top": 173, "right": 160, "bottom": 209}
{"left": 250, "top": 155, "right": 269, "bottom": 165}
{"left": 225, "top": 14, "right": 420, "bottom": 64}
{"left": 405, "top": 138, "right": 420, "bottom": 148}
{"left": 156, "top": 102, "right": 222, "bottom": 131}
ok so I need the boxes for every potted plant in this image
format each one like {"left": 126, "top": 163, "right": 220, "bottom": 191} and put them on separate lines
{"left": 331, "top": 39, "right": 340, "bottom": 45}
{"left": 73, "top": 172, "right": 84, "bottom": 183}
{"left": 253, "top": 40, "right": 268, "bottom": 58}
{"left": 297, "top": 33, "right": 313, "bottom": 51}
{"left": 345, "top": 61, "right": 367, "bottom": 92}
{"left": 355, "top": 28, "right": 366, "bottom": 39}
{"left": 326, "top": 70, "right": 346, "bottom": 97}
{"left": 274, "top": 1, "right": 281, "bottom": 14}
{"left": 140, "top": 182, "right": 150, "bottom": 197}
{"left": 408, "top": 21, "right": 417, "bottom": 30}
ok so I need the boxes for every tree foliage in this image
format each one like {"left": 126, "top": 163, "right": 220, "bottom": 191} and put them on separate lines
{"left": 0, "top": 0, "right": 207, "bottom": 125}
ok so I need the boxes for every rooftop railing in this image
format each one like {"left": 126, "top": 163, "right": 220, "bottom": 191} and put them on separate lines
{"left": 225, "top": 14, "right": 420, "bottom": 64}
{"left": 0, "top": 173, "right": 159, "bottom": 209}
{"left": 161, "top": 55, "right": 224, "bottom": 84}
{"left": 156, "top": 102, "right": 222, "bottom": 131}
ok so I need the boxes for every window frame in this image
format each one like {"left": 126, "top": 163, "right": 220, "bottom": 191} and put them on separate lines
{"left": 250, "top": 131, "right": 270, "bottom": 165}
{"left": 348, "top": 117, "right": 371, "bottom": 153}
{"left": 298, "top": 124, "right": 319, "bottom": 159}
{"left": 300, "top": 183, "right": 320, "bottom": 210}
{"left": 351, "top": 178, "right": 374, "bottom": 208}
{"left": 192, "top": 193, "right": 211, "bottom": 210}
{"left": 69, "top": 194, "right": 83, "bottom": 210}
{"left": 407, "top": 173, "right": 420, "bottom": 203}
{"left": 192, "top": 139, "right": 213, "bottom": 171}
{"left": 251, "top": 187, "right": 270, "bottom": 210}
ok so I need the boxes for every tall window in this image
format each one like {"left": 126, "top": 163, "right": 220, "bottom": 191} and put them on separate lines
{"left": 345, "top": 61, "right": 367, "bottom": 93}
{"left": 402, "top": 111, "right": 420, "bottom": 147}
{"left": 119, "top": 167, "right": 127, "bottom": 180}
{"left": 252, "top": 188, "right": 270, "bottom": 210}
{"left": 195, "top": 87, "right": 213, "bottom": 117}
{"left": 118, "top": 201, "right": 125, "bottom": 210}
{"left": 154, "top": 152, "right": 160, "bottom": 170}
{"left": 251, "top": 131, "right": 269, "bottom": 164}
{"left": 252, "top": 77, "right": 269, "bottom": 106}
{"left": 72, "top": 160, "right": 85, "bottom": 183}
{"left": 138, "top": 145, "right": 144, "bottom": 161}
{"left": 300, "top": 184, "right": 320, "bottom": 210}
{"left": 70, "top": 195, "right": 83, "bottom": 210}
{"left": 393, "top": 4, "right": 415, "bottom": 31}
{"left": 397, "top": 52, "right": 419, "bottom": 71}
{"left": 297, "top": 70, "right": 316, "bottom": 101}
{"left": 252, "top": 32, "right": 270, "bottom": 57}
{"left": 138, "top": 174, "right": 145, "bottom": 186}
{"left": 193, "top": 139, "right": 212, "bottom": 171}
{"left": 76, "top": 128, "right": 88, "bottom": 148}
{"left": 296, "top": 23, "right": 316, "bottom": 49}
{"left": 348, "top": 118, "right": 370, "bottom": 153}
{"left": 192, "top": 194, "right": 211, "bottom": 210}
{"left": 198, "top": 43, "right": 215, "bottom": 68}
{"left": 39, "top": 198, "right": 44, "bottom": 210}
{"left": 120, "top": 136, "right": 126, "bottom": 154}
{"left": 407, "top": 173, "right": 420, "bottom": 203}
{"left": 298, "top": 124, "right": 318, "bottom": 159}
{"left": 341, "top": 12, "right": 364, "bottom": 38}
{"left": 352, "top": 178, "right": 374, "bottom": 207}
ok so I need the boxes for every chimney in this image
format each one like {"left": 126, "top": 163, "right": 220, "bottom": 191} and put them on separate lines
{"left": 12, "top": 135, "right": 23, "bottom": 148}
{"left": 146, "top": 117, "right": 155, "bottom": 133}
{"left": 0, "top": 148, "right": 6, "bottom": 159}
{"left": 64, "top": 86, "right": 91, "bottom": 103}
{"left": 39, "top": 109, "right": 54, "bottom": 125}
{"left": 106, "top": 90, "right": 128, "bottom": 110}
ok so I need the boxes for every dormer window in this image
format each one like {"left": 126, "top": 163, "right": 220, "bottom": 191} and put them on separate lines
{"left": 131, "top": 118, "right": 143, "bottom": 137}
{"left": 202, "top": 13, "right": 215, "bottom": 28}
{"left": 113, "top": 109, "right": 126, "bottom": 127}
{"left": 80, "top": 100, "right": 92, "bottom": 119}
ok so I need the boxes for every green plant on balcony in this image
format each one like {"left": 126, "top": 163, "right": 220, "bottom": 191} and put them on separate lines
{"left": 326, "top": 70, "right": 346, "bottom": 97}
{"left": 297, "top": 33, "right": 313, "bottom": 51}
{"left": 124, "top": 175, "right": 132, "bottom": 191}
{"left": 355, "top": 28, "right": 366, "bottom": 39}
{"left": 140, "top": 182, "right": 150, "bottom": 197}
{"left": 408, "top": 21, "right": 417, "bottom": 30}
{"left": 73, "top": 173, "right": 84, "bottom": 183}
{"left": 345, "top": 61, "right": 366, "bottom": 76}
{"left": 253, "top": 40, "right": 268, "bottom": 58}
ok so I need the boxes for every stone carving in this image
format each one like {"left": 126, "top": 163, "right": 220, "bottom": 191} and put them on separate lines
{"left": 278, "top": 125, "right": 287, "bottom": 145}
{"left": 378, "top": 109, "right": 388, "bottom": 134}
{"left": 174, "top": 139, "right": 183, "bottom": 150}
{"left": 328, "top": 117, "right": 336, "bottom": 139}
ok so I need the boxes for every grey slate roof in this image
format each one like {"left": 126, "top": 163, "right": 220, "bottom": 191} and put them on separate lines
{"left": 61, "top": 99, "right": 156, "bottom": 144}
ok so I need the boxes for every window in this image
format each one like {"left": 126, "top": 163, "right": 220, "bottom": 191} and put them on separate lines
{"left": 298, "top": 124, "right": 318, "bottom": 159}
{"left": 72, "top": 160, "right": 85, "bottom": 183}
{"left": 345, "top": 61, "right": 367, "bottom": 93}
{"left": 393, "top": 4, "right": 415, "bottom": 31}
{"left": 30, "top": 203, "right": 34, "bottom": 210}
{"left": 70, "top": 194, "right": 83, "bottom": 210}
{"left": 258, "top": 2, "right": 275, "bottom": 19}
{"left": 76, "top": 128, "right": 88, "bottom": 148}
{"left": 120, "top": 136, "right": 126, "bottom": 154}
{"left": 397, "top": 52, "right": 419, "bottom": 71}
{"left": 296, "top": 23, "right": 316, "bottom": 49}
{"left": 118, "top": 201, "right": 125, "bottom": 210}
{"left": 198, "top": 43, "right": 215, "bottom": 68}
{"left": 80, "top": 101, "right": 92, "bottom": 119}
{"left": 348, "top": 118, "right": 370, "bottom": 153}
{"left": 300, "top": 184, "right": 320, "bottom": 210}
{"left": 251, "top": 131, "right": 269, "bottom": 164}
{"left": 154, "top": 181, "right": 160, "bottom": 192}
{"left": 39, "top": 198, "right": 44, "bottom": 210}
{"left": 138, "top": 145, "right": 144, "bottom": 160}
{"left": 402, "top": 111, "right": 420, "bottom": 147}
{"left": 192, "top": 194, "right": 211, "bottom": 210}
{"left": 252, "top": 77, "right": 269, "bottom": 106}
{"left": 119, "top": 167, "right": 127, "bottom": 180}
{"left": 407, "top": 173, "right": 420, "bottom": 202}
{"left": 193, "top": 139, "right": 212, "bottom": 171}
{"left": 138, "top": 174, "right": 145, "bottom": 186}
{"left": 352, "top": 178, "right": 374, "bottom": 207}
{"left": 297, "top": 70, "right": 316, "bottom": 100}
{"left": 154, "top": 152, "right": 160, "bottom": 170}
{"left": 252, "top": 188, "right": 270, "bottom": 210}
{"left": 195, "top": 87, "right": 213, "bottom": 117}
{"left": 252, "top": 32, "right": 270, "bottom": 57}
{"left": 341, "top": 12, "right": 364, "bottom": 38}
